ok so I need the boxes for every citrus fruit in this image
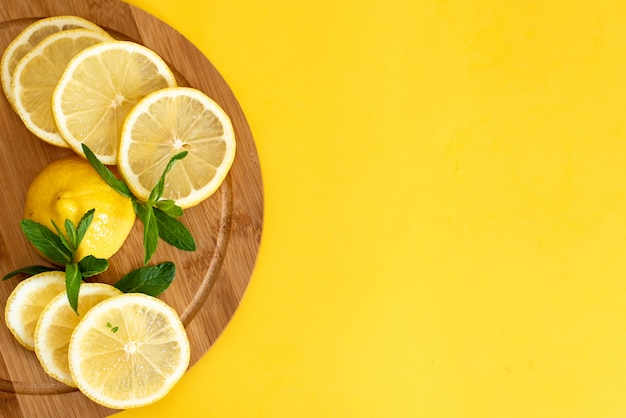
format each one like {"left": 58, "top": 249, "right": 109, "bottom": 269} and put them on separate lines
{"left": 68, "top": 293, "right": 190, "bottom": 409}
{"left": 1, "top": 15, "right": 108, "bottom": 106}
{"left": 23, "top": 155, "right": 136, "bottom": 262}
{"left": 12, "top": 29, "right": 112, "bottom": 147}
{"left": 4, "top": 271, "right": 66, "bottom": 350}
{"left": 118, "top": 87, "right": 236, "bottom": 208}
{"left": 52, "top": 41, "right": 177, "bottom": 164}
{"left": 34, "top": 283, "right": 121, "bottom": 386}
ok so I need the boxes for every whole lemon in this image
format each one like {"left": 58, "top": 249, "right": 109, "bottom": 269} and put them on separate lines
{"left": 24, "top": 156, "right": 136, "bottom": 262}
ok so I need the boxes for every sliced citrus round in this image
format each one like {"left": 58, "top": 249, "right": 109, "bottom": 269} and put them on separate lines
{"left": 1, "top": 15, "right": 108, "bottom": 106}
{"left": 34, "top": 283, "right": 121, "bottom": 386}
{"left": 12, "top": 29, "right": 112, "bottom": 147}
{"left": 4, "top": 271, "right": 66, "bottom": 350}
{"left": 52, "top": 41, "right": 177, "bottom": 164}
{"left": 118, "top": 87, "right": 236, "bottom": 208}
{"left": 68, "top": 293, "right": 190, "bottom": 409}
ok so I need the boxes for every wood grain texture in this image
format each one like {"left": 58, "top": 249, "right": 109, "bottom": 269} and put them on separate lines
{"left": 0, "top": 0, "right": 263, "bottom": 416}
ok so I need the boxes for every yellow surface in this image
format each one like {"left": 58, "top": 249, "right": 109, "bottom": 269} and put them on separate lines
{"left": 117, "top": 1, "right": 626, "bottom": 417}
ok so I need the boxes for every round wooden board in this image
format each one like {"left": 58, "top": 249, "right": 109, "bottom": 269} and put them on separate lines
{"left": 0, "top": 0, "right": 263, "bottom": 416}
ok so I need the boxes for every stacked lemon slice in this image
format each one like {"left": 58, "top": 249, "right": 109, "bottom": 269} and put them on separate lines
{"left": 52, "top": 40, "right": 177, "bottom": 164}
{"left": 11, "top": 29, "right": 112, "bottom": 147}
{"left": 1, "top": 15, "right": 108, "bottom": 106}
{"left": 5, "top": 272, "right": 190, "bottom": 408}
{"left": 1, "top": 15, "right": 236, "bottom": 209}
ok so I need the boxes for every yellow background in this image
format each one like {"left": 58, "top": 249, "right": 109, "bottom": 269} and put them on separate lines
{"left": 118, "top": 1, "right": 626, "bottom": 417}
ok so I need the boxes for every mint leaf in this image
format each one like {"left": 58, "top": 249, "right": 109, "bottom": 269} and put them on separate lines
{"left": 114, "top": 261, "right": 176, "bottom": 296}
{"left": 148, "top": 152, "right": 188, "bottom": 203}
{"left": 154, "top": 208, "right": 196, "bottom": 251}
{"left": 155, "top": 199, "right": 183, "bottom": 218}
{"left": 78, "top": 255, "right": 109, "bottom": 277}
{"left": 2, "top": 265, "right": 60, "bottom": 280}
{"left": 20, "top": 220, "right": 72, "bottom": 265}
{"left": 64, "top": 219, "right": 78, "bottom": 251}
{"left": 51, "top": 219, "right": 73, "bottom": 253}
{"left": 75, "top": 208, "right": 95, "bottom": 247}
{"left": 134, "top": 202, "right": 158, "bottom": 264}
{"left": 65, "top": 263, "right": 82, "bottom": 314}
{"left": 82, "top": 144, "right": 133, "bottom": 198}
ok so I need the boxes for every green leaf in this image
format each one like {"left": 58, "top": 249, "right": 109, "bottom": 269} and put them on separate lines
{"left": 82, "top": 144, "right": 133, "bottom": 198}
{"left": 2, "top": 265, "right": 60, "bottom": 280}
{"left": 114, "top": 261, "right": 176, "bottom": 297}
{"left": 75, "top": 208, "right": 95, "bottom": 247}
{"left": 78, "top": 255, "right": 109, "bottom": 277}
{"left": 148, "top": 151, "right": 188, "bottom": 203}
{"left": 154, "top": 208, "right": 196, "bottom": 251}
{"left": 155, "top": 199, "right": 183, "bottom": 218}
{"left": 65, "top": 263, "right": 82, "bottom": 314}
{"left": 51, "top": 219, "right": 73, "bottom": 253}
{"left": 64, "top": 219, "right": 78, "bottom": 250}
{"left": 134, "top": 202, "right": 159, "bottom": 264}
{"left": 20, "top": 219, "right": 72, "bottom": 265}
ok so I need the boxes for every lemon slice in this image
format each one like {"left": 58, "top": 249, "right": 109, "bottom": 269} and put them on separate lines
{"left": 68, "top": 293, "right": 190, "bottom": 409}
{"left": 4, "top": 271, "right": 66, "bottom": 350}
{"left": 12, "top": 29, "right": 112, "bottom": 147}
{"left": 118, "top": 87, "right": 236, "bottom": 208}
{"left": 1, "top": 15, "right": 108, "bottom": 106}
{"left": 52, "top": 41, "right": 177, "bottom": 164}
{"left": 34, "top": 283, "right": 121, "bottom": 387}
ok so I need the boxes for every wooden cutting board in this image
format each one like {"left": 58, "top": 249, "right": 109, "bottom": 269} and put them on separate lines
{"left": 0, "top": 0, "right": 263, "bottom": 416}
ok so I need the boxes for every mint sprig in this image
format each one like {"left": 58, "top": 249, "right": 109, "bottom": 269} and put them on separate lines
{"left": 5, "top": 218, "right": 176, "bottom": 307}
{"left": 81, "top": 144, "right": 196, "bottom": 264}
{"left": 4, "top": 209, "right": 109, "bottom": 313}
